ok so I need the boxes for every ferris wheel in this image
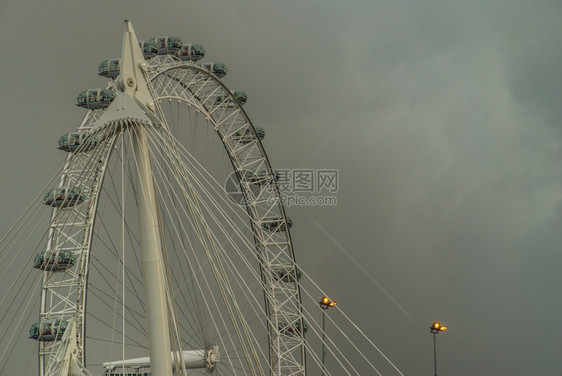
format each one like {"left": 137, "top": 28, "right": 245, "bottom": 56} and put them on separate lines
{"left": 0, "top": 20, "right": 407, "bottom": 376}
{"left": 33, "top": 21, "right": 305, "bottom": 376}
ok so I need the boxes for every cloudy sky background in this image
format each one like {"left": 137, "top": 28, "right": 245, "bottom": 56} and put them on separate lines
{"left": 0, "top": 1, "right": 561, "bottom": 375}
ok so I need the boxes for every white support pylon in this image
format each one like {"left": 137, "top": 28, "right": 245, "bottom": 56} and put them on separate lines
{"left": 113, "top": 20, "right": 173, "bottom": 376}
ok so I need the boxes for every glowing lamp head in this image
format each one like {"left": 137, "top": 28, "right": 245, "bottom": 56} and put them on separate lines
{"left": 430, "top": 321, "right": 447, "bottom": 333}
{"left": 319, "top": 296, "right": 337, "bottom": 309}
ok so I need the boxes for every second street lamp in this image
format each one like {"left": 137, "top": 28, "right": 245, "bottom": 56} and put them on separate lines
{"left": 430, "top": 322, "right": 447, "bottom": 376}
{"left": 319, "top": 296, "right": 338, "bottom": 376}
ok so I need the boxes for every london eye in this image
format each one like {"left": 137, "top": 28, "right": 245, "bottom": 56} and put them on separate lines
{"left": 0, "top": 21, "right": 404, "bottom": 376}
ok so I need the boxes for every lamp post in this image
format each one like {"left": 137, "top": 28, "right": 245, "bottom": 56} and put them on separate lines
{"left": 319, "top": 296, "right": 338, "bottom": 376}
{"left": 430, "top": 322, "right": 447, "bottom": 376}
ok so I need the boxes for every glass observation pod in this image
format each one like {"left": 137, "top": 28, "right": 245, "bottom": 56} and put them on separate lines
{"left": 241, "top": 169, "right": 279, "bottom": 185}
{"left": 76, "top": 89, "right": 116, "bottom": 110}
{"left": 215, "top": 90, "right": 247, "bottom": 106}
{"left": 98, "top": 58, "right": 120, "bottom": 79}
{"left": 139, "top": 40, "right": 157, "bottom": 59}
{"left": 58, "top": 132, "right": 98, "bottom": 153}
{"left": 177, "top": 43, "right": 206, "bottom": 61}
{"left": 232, "top": 126, "right": 265, "bottom": 144}
{"left": 272, "top": 267, "right": 302, "bottom": 283}
{"left": 233, "top": 90, "right": 248, "bottom": 105}
{"left": 200, "top": 62, "right": 228, "bottom": 78}
{"left": 43, "top": 187, "right": 85, "bottom": 208}
{"left": 278, "top": 320, "right": 308, "bottom": 337}
{"left": 148, "top": 36, "right": 183, "bottom": 55}
{"left": 29, "top": 319, "right": 69, "bottom": 341}
{"left": 261, "top": 217, "right": 293, "bottom": 232}
{"left": 33, "top": 250, "right": 76, "bottom": 272}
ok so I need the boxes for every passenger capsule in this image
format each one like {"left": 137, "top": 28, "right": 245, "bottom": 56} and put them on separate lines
{"left": 148, "top": 36, "right": 183, "bottom": 55}
{"left": 98, "top": 58, "right": 120, "bottom": 79}
{"left": 33, "top": 250, "right": 76, "bottom": 271}
{"left": 232, "top": 126, "right": 265, "bottom": 144}
{"left": 261, "top": 217, "right": 293, "bottom": 232}
{"left": 201, "top": 62, "right": 228, "bottom": 78}
{"left": 76, "top": 89, "right": 116, "bottom": 110}
{"left": 233, "top": 91, "right": 247, "bottom": 105}
{"left": 29, "top": 319, "right": 68, "bottom": 341}
{"left": 58, "top": 132, "right": 98, "bottom": 153}
{"left": 272, "top": 267, "right": 302, "bottom": 283}
{"left": 43, "top": 187, "right": 85, "bottom": 208}
{"left": 278, "top": 320, "right": 308, "bottom": 337}
{"left": 139, "top": 40, "right": 157, "bottom": 58}
{"left": 178, "top": 43, "right": 206, "bottom": 61}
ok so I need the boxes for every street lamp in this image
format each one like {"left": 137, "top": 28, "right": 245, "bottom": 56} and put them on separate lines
{"left": 430, "top": 322, "right": 447, "bottom": 376}
{"left": 319, "top": 296, "right": 338, "bottom": 376}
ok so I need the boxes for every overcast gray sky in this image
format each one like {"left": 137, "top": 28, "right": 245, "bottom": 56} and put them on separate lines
{"left": 1, "top": 1, "right": 561, "bottom": 375}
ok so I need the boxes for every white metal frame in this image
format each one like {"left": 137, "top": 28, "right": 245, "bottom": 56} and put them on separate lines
{"left": 37, "top": 21, "right": 306, "bottom": 376}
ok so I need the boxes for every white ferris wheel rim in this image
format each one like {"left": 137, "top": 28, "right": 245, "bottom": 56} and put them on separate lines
{"left": 37, "top": 26, "right": 306, "bottom": 376}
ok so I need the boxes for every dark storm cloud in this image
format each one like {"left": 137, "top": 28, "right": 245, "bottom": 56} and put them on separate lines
{"left": 0, "top": 0, "right": 561, "bottom": 375}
